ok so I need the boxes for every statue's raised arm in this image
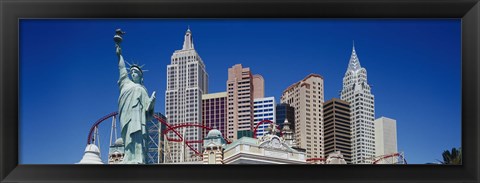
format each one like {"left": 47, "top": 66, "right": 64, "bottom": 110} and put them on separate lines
{"left": 114, "top": 29, "right": 129, "bottom": 84}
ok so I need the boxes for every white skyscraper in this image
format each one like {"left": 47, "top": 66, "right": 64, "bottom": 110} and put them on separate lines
{"left": 374, "top": 117, "right": 397, "bottom": 157}
{"left": 165, "top": 28, "right": 208, "bottom": 163}
{"left": 253, "top": 97, "right": 276, "bottom": 137}
{"left": 340, "top": 43, "right": 375, "bottom": 164}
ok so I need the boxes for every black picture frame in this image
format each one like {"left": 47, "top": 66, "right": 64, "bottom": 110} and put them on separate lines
{"left": 1, "top": 0, "right": 479, "bottom": 182}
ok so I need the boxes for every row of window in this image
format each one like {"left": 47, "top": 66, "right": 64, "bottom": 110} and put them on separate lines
{"left": 254, "top": 108, "right": 274, "bottom": 113}
{"left": 254, "top": 113, "right": 274, "bottom": 117}
{"left": 254, "top": 100, "right": 274, "bottom": 104}
{"left": 254, "top": 104, "right": 273, "bottom": 108}
{"left": 253, "top": 117, "right": 274, "bottom": 122}
{"left": 172, "top": 55, "right": 199, "bottom": 61}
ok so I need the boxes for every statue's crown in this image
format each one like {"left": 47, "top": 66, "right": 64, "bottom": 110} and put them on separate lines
{"left": 126, "top": 61, "right": 148, "bottom": 74}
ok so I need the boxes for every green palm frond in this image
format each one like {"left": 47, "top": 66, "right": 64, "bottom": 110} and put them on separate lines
{"left": 441, "top": 147, "right": 462, "bottom": 165}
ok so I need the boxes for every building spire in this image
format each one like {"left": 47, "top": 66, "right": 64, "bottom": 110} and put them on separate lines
{"left": 347, "top": 41, "right": 361, "bottom": 71}
{"left": 282, "top": 118, "right": 295, "bottom": 147}
{"left": 182, "top": 27, "right": 194, "bottom": 50}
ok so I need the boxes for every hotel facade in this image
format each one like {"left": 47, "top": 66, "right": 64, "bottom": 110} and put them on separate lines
{"left": 253, "top": 97, "right": 276, "bottom": 138}
{"left": 281, "top": 74, "right": 325, "bottom": 159}
{"left": 202, "top": 92, "right": 228, "bottom": 138}
{"left": 323, "top": 98, "right": 352, "bottom": 163}
{"left": 226, "top": 64, "right": 264, "bottom": 140}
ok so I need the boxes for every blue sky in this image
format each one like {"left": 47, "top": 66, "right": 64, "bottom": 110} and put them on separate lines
{"left": 19, "top": 19, "right": 461, "bottom": 164}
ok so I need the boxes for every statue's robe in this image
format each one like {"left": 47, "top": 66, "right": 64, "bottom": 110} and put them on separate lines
{"left": 117, "top": 55, "right": 153, "bottom": 164}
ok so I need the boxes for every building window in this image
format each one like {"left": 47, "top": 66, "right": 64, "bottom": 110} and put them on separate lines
{"left": 208, "top": 152, "right": 215, "bottom": 164}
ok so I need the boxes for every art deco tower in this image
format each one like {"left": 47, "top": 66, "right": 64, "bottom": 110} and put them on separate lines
{"left": 165, "top": 28, "right": 208, "bottom": 163}
{"left": 340, "top": 43, "right": 375, "bottom": 164}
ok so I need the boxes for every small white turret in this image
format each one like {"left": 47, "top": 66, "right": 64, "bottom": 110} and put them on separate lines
{"left": 281, "top": 119, "right": 296, "bottom": 147}
{"left": 77, "top": 144, "right": 104, "bottom": 164}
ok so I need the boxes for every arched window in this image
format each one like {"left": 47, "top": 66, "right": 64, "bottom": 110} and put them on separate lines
{"left": 208, "top": 152, "right": 215, "bottom": 164}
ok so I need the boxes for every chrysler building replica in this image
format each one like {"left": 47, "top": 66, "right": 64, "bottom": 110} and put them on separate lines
{"left": 340, "top": 43, "right": 375, "bottom": 164}
{"left": 165, "top": 28, "right": 208, "bottom": 162}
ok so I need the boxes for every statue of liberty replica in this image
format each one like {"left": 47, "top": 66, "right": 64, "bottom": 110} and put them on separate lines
{"left": 114, "top": 29, "right": 156, "bottom": 164}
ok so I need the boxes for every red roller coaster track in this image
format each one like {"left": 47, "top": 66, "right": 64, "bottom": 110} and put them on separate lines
{"left": 87, "top": 112, "right": 118, "bottom": 145}
{"left": 306, "top": 157, "right": 326, "bottom": 163}
{"left": 372, "top": 152, "right": 407, "bottom": 164}
{"left": 87, "top": 112, "right": 230, "bottom": 156}
{"left": 161, "top": 123, "right": 212, "bottom": 142}
{"left": 253, "top": 119, "right": 282, "bottom": 138}
{"left": 154, "top": 119, "right": 209, "bottom": 155}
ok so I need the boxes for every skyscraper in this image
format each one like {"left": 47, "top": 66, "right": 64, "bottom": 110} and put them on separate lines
{"left": 374, "top": 117, "right": 397, "bottom": 158}
{"left": 226, "top": 64, "right": 254, "bottom": 140}
{"left": 323, "top": 98, "right": 352, "bottom": 164}
{"left": 165, "top": 28, "right": 208, "bottom": 162}
{"left": 281, "top": 74, "right": 325, "bottom": 159}
{"left": 253, "top": 97, "right": 276, "bottom": 137}
{"left": 340, "top": 44, "right": 375, "bottom": 164}
{"left": 202, "top": 92, "right": 227, "bottom": 138}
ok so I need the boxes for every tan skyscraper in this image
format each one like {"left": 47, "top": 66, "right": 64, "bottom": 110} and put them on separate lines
{"left": 323, "top": 98, "right": 352, "bottom": 163}
{"left": 226, "top": 64, "right": 254, "bottom": 140}
{"left": 252, "top": 74, "right": 264, "bottom": 99}
{"left": 281, "top": 74, "right": 325, "bottom": 159}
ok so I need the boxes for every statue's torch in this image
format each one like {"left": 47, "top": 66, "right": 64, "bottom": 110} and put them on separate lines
{"left": 114, "top": 29, "right": 125, "bottom": 55}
